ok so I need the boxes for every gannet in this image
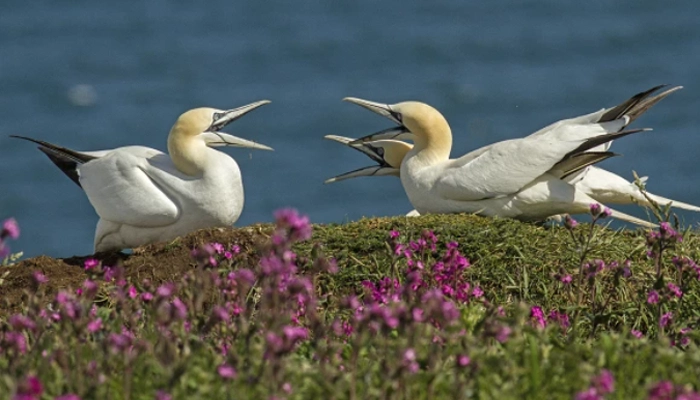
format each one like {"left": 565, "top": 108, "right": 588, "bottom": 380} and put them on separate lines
{"left": 324, "top": 135, "right": 700, "bottom": 218}
{"left": 12, "top": 100, "right": 273, "bottom": 252}
{"left": 339, "top": 86, "right": 679, "bottom": 226}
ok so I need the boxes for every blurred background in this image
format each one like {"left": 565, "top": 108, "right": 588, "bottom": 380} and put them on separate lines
{"left": 2, "top": 0, "right": 700, "bottom": 258}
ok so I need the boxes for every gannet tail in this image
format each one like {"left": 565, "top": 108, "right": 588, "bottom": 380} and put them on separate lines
{"left": 11, "top": 135, "right": 97, "bottom": 188}
{"left": 607, "top": 207, "right": 658, "bottom": 228}
{"left": 600, "top": 85, "right": 683, "bottom": 125}
{"left": 566, "top": 128, "right": 651, "bottom": 158}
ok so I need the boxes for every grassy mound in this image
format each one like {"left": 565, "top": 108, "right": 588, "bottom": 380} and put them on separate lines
{"left": 2, "top": 213, "right": 700, "bottom": 399}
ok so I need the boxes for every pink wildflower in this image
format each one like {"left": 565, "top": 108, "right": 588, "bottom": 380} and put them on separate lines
{"left": 83, "top": 258, "right": 99, "bottom": 271}
{"left": 87, "top": 318, "right": 102, "bottom": 333}
{"left": 32, "top": 271, "right": 48, "bottom": 284}
{"left": 660, "top": 312, "right": 673, "bottom": 328}
{"left": 647, "top": 290, "right": 659, "bottom": 304}
{"left": 530, "top": 306, "right": 546, "bottom": 328}
{"left": 2, "top": 218, "right": 20, "bottom": 239}
{"left": 217, "top": 364, "right": 237, "bottom": 380}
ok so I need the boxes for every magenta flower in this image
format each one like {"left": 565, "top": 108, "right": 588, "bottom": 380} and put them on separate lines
{"left": 156, "top": 283, "right": 175, "bottom": 298}
{"left": 217, "top": 364, "right": 237, "bottom": 380}
{"left": 648, "top": 381, "right": 675, "bottom": 400}
{"left": 4, "top": 331, "right": 28, "bottom": 354}
{"left": 212, "top": 242, "right": 225, "bottom": 254}
{"left": 592, "top": 369, "right": 614, "bottom": 394}
{"left": 212, "top": 306, "right": 230, "bottom": 323}
{"left": 456, "top": 354, "right": 471, "bottom": 367}
{"left": 83, "top": 258, "right": 99, "bottom": 271}
{"left": 471, "top": 286, "right": 484, "bottom": 298}
{"left": 575, "top": 387, "right": 602, "bottom": 400}
{"left": 660, "top": 312, "right": 673, "bottom": 328}
{"left": 631, "top": 330, "right": 643, "bottom": 338}
{"left": 141, "top": 292, "right": 154, "bottom": 302}
{"left": 87, "top": 318, "right": 102, "bottom": 333}
{"left": 171, "top": 297, "right": 188, "bottom": 320}
{"left": 32, "top": 271, "right": 48, "bottom": 284}
{"left": 659, "top": 222, "right": 681, "bottom": 241}
{"left": 530, "top": 306, "right": 546, "bottom": 329}
{"left": 647, "top": 290, "right": 659, "bottom": 304}
{"left": 2, "top": 218, "right": 20, "bottom": 239}
{"left": 589, "top": 203, "right": 603, "bottom": 216}
{"left": 274, "top": 208, "right": 312, "bottom": 242}
{"left": 564, "top": 215, "right": 578, "bottom": 229}
{"left": 283, "top": 326, "right": 309, "bottom": 343}
{"left": 155, "top": 391, "right": 173, "bottom": 400}
{"left": 667, "top": 283, "right": 683, "bottom": 298}
{"left": 13, "top": 375, "right": 42, "bottom": 400}
{"left": 282, "top": 382, "right": 293, "bottom": 394}
{"left": 54, "top": 394, "right": 81, "bottom": 400}
{"left": 82, "top": 280, "right": 98, "bottom": 298}
{"left": 560, "top": 274, "right": 573, "bottom": 284}
{"left": 547, "top": 310, "right": 570, "bottom": 329}
{"left": 495, "top": 325, "right": 512, "bottom": 343}
{"left": 9, "top": 314, "right": 37, "bottom": 332}
{"left": 402, "top": 348, "right": 419, "bottom": 374}
{"left": 389, "top": 230, "right": 400, "bottom": 239}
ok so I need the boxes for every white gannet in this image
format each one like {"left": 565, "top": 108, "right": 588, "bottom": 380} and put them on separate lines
{"left": 324, "top": 135, "right": 700, "bottom": 217}
{"left": 12, "top": 100, "right": 273, "bottom": 252}
{"left": 339, "top": 86, "right": 679, "bottom": 227}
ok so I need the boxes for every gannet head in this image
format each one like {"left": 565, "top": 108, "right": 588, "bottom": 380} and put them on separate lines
{"left": 323, "top": 135, "right": 412, "bottom": 183}
{"left": 168, "top": 100, "right": 273, "bottom": 175}
{"left": 343, "top": 98, "right": 451, "bottom": 158}
{"left": 170, "top": 100, "right": 273, "bottom": 151}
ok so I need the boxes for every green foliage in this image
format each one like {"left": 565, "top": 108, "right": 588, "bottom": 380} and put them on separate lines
{"left": 2, "top": 213, "right": 700, "bottom": 399}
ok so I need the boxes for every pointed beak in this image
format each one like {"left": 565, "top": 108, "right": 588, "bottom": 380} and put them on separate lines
{"left": 204, "top": 100, "right": 273, "bottom": 151}
{"left": 343, "top": 97, "right": 404, "bottom": 125}
{"left": 323, "top": 134, "right": 401, "bottom": 183}
{"left": 349, "top": 126, "right": 413, "bottom": 144}
{"left": 342, "top": 97, "right": 413, "bottom": 144}
{"left": 201, "top": 131, "right": 273, "bottom": 151}
{"left": 210, "top": 100, "right": 271, "bottom": 131}
{"left": 324, "top": 135, "right": 389, "bottom": 165}
{"left": 324, "top": 165, "right": 399, "bottom": 184}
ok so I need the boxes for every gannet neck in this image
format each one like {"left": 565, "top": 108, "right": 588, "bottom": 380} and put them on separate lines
{"left": 395, "top": 102, "right": 452, "bottom": 163}
{"left": 167, "top": 133, "right": 211, "bottom": 176}
{"left": 167, "top": 107, "right": 221, "bottom": 176}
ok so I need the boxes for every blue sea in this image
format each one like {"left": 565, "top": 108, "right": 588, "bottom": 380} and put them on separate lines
{"left": 2, "top": 0, "right": 700, "bottom": 258}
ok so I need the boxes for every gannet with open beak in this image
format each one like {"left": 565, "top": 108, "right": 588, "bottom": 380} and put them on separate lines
{"left": 324, "top": 135, "right": 700, "bottom": 218}
{"left": 13, "top": 100, "right": 272, "bottom": 252}
{"left": 341, "top": 88, "right": 675, "bottom": 226}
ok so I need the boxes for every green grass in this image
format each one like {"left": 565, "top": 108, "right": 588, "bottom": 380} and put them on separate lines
{"left": 2, "top": 213, "right": 700, "bottom": 399}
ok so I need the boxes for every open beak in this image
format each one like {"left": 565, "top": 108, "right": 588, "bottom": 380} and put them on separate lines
{"left": 201, "top": 131, "right": 273, "bottom": 151}
{"left": 323, "top": 134, "right": 400, "bottom": 184}
{"left": 343, "top": 97, "right": 413, "bottom": 144}
{"left": 324, "top": 165, "right": 400, "bottom": 184}
{"left": 325, "top": 135, "right": 390, "bottom": 165}
{"left": 205, "top": 100, "right": 273, "bottom": 151}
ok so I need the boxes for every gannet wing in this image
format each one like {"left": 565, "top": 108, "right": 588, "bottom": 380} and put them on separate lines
{"left": 79, "top": 149, "right": 181, "bottom": 227}
{"left": 435, "top": 120, "right": 639, "bottom": 201}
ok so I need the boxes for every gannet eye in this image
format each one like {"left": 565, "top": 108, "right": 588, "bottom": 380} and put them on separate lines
{"left": 376, "top": 147, "right": 385, "bottom": 157}
{"left": 213, "top": 112, "right": 224, "bottom": 122}
{"left": 389, "top": 110, "right": 403, "bottom": 124}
